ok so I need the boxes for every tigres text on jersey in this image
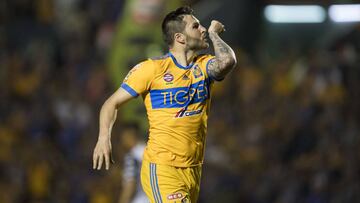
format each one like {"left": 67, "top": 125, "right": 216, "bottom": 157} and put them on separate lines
{"left": 121, "top": 52, "right": 219, "bottom": 167}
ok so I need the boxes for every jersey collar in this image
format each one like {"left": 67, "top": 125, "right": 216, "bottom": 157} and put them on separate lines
{"left": 168, "top": 52, "right": 195, "bottom": 70}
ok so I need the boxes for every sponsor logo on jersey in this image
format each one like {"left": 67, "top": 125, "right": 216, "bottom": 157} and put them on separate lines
{"left": 150, "top": 79, "right": 210, "bottom": 109}
{"left": 167, "top": 193, "right": 183, "bottom": 200}
{"left": 175, "top": 108, "right": 202, "bottom": 118}
{"left": 163, "top": 73, "right": 174, "bottom": 82}
{"left": 192, "top": 65, "right": 203, "bottom": 78}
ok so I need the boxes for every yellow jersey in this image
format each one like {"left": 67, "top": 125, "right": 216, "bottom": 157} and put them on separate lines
{"left": 121, "top": 52, "right": 217, "bottom": 167}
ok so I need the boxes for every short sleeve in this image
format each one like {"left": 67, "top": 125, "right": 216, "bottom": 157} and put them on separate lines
{"left": 121, "top": 60, "right": 155, "bottom": 97}
{"left": 202, "top": 55, "right": 224, "bottom": 82}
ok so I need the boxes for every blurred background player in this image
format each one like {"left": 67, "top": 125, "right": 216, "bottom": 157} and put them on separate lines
{"left": 118, "top": 123, "right": 147, "bottom": 203}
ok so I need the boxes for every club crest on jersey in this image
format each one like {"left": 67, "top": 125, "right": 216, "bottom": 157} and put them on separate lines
{"left": 163, "top": 73, "right": 174, "bottom": 82}
{"left": 167, "top": 193, "right": 183, "bottom": 200}
{"left": 192, "top": 65, "right": 203, "bottom": 78}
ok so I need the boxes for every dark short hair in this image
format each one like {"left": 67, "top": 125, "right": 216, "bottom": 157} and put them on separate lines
{"left": 161, "top": 6, "right": 194, "bottom": 47}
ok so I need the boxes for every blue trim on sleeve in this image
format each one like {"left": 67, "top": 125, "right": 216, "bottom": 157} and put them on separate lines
{"left": 168, "top": 52, "right": 194, "bottom": 70}
{"left": 206, "top": 58, "right": 224, "bottom": 82}
{"left": 121, "top": 83, "right": 139, "bottom": 97}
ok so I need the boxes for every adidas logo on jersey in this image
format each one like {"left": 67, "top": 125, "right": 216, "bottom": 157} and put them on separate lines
{"left": 182, "top": 75, "right": 190, "bottom": 80}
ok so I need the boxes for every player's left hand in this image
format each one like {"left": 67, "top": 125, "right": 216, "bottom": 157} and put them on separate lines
{"left": 93, "top": 137, "right": 115, "bottom": 170}
{"left": 208, "top": 20, "right": 225, "bottom": 35}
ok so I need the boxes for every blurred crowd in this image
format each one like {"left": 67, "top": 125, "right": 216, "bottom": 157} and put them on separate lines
{"left": 1, "top": 0, "right": 124, "bottom": 202}
{"left": 0, "top": 0, "right": 359, "bottom": 203}
{"left": 204, "top": 26, "right": 360, "bottom": 202}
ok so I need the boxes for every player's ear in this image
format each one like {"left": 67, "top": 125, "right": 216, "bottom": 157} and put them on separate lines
{"left": 174, "top": 33, "right": 185, "bottom": 45}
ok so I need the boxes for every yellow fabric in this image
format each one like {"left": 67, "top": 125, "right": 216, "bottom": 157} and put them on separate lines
{"left": 141, "top": 159, "right": 201, "bottom": 203}
{"left": 121, "top": 53, "right": 215, "bottom": 167}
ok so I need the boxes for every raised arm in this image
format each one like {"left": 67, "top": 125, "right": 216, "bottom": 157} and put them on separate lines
{"left": 207, "top": 20, "right": 237, "bottom": 80}
{"left": 93, "top": 87, "right": 134, "bottom": 170}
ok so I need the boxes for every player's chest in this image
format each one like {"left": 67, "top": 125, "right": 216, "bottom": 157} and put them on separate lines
{"left": 148, "top": 64, "right": 210, "bottom": 109}
{"left": 151, "top": 64, "right": 206, "bottom": 89}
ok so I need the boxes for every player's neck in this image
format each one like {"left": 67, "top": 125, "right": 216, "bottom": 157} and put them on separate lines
{"left": 169, "top": 48, "right": 196, "bottom": 67}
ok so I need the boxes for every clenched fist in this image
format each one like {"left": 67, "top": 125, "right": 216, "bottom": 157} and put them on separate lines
{"left": 208, "top": 20, "right": 225, "bottom": 35}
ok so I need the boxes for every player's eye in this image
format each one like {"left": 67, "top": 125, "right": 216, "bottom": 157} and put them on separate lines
{"left": 193, "top": 24, "right": 199, "bottom": 29}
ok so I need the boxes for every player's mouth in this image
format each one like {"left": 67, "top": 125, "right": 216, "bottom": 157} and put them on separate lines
{"left": 202, "top": 34, "right": 208, "bottom": 41}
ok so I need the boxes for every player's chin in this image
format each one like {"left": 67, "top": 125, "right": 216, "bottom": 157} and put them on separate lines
{"left": 192, "top": 42, "right": 209, "bottom": 51}
{"left": 201, "top": 42, "right": 209, "bottom": 49}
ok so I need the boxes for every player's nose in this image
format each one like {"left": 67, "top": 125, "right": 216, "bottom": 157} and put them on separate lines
{"left": 200, "top": 26, "right": 207, "bottom": 34}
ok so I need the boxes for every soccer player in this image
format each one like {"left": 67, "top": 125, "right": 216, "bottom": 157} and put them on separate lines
{"left": 93, "top": 6, "right": 237, "bottom": 203}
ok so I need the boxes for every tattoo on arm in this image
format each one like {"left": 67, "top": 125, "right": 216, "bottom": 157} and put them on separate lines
{"left": 208, "top": 32, "right": 236, "bottom": 80}
{"left": 215, "top": 39, "right": 230, "bottom": 53}
{"left": 207, "top": 59, "right": 222, "bottom": 80}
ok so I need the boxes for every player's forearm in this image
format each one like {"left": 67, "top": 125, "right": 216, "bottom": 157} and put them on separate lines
{"left": 209, "top": 32, "right": 237, "bottom": 78}
{"left": 98, "top": 98, "right": 118, "bottom": 140}
{"left": 98, "top": 88, "right": 134, "bottom": 141}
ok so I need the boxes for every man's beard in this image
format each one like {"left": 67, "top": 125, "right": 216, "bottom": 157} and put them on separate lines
{"left": 186, "top": 36, "right": 209, "bottom": 51}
